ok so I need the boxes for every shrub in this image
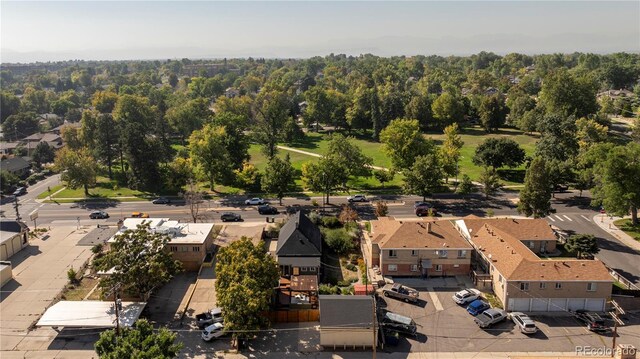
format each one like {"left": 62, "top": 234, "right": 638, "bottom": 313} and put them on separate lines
{"left": 324, "top": 228, "right": 355, "bottom": 255}
{"left": 91, "top": 244, "right": 103, "bottom": 254}
{"left": 311, "top": 199, "right": 319, "bottom": 207}
{"left": 349, "top": 254, "right": 359, "bottom": 264}
{"left": 322, "top": 216, "right": 342, "bottom": 229}
{"left": 374, "top": 201, "right": 389, "bottom": 217}
{"left": 319, "top": 284, "right": 340, "bottom": 295}
{"left": 308, "top": 211, "right": 322, "bottom": 225}
{"left": 346, "top": 263, "right": 357, "bottom": 271}
{"left": 67, "top": 267, "right": 78, "bottom": 283}
{"left": 341, "top": 286, "right": 354, "bottom": 295}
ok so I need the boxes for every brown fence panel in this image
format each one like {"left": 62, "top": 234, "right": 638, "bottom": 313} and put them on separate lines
{"left": 267, "top": 309, "right": 320, "bottom": 323}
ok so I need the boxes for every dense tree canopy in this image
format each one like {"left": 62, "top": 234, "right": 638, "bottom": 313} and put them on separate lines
{"left": 95, "top": 319, "right": 183, "bottom": 359}
{"left": 473, "top": 138, "right": 526, "bottom": 169}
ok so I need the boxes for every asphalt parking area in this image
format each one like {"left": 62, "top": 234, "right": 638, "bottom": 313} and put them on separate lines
{"left": 378, "top": 289, "right": 628, "bottom": 353}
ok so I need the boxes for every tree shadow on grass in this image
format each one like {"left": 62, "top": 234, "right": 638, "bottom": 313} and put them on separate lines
{"left": 286, "top": 133, "right": 325, "bottom": 150}
{"left": 497, "top": 169, "right": 525, "bottom": 183}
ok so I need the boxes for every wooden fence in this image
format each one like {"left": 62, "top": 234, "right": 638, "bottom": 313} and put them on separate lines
{"left": 265, "top": 309, "right": 320, "bottom": 323}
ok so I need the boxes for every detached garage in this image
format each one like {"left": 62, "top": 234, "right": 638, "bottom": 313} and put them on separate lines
{"left": 319, "top": 295, "right": 377, "bottom": 349}
{"left": 508, "top": 297, "right": 606, "bottom": 312}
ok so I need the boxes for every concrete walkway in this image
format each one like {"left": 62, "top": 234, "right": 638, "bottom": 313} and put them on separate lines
{"left": 277, "top": 145, "right": 388, "bottom": 171}
{"left": 593, "top": 214, "right": 640, "bottom": 252}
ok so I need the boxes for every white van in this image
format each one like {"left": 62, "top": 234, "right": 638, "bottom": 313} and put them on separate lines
{"left": 201, "top": 322, "right": 225, "bottom": 342}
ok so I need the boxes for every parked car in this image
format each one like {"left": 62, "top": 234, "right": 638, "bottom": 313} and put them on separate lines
{"left": 258, "top": 205, "right": 278, "bottom": 215}
{"left": 510, "top": 312, "right": 538, "bottom": 334}
{"left": 13, "top": 187, "right": 27, "bottom": 196}
{"left": 196, "top": 307, "right": 223, "bottom": 328}
{"left": 307, "top": 122, "right": 323, "bottom": 130}
{"left": 574, "top": 310, "right": 610, "bottom": 332}
{"left": 347, "top": 194, "right": 367, "bottom": 202}
{"left": 201, "top": 322, "right": 225, "bottom": 341}
{"left": 382, "top": 283, "right": 419, "bottom": 303}
{"left": 220, "top": 212, "right": 242, "bottom": 222}
{"left": 380, "top": 310, "right": 417, "bottom": 337}
{"left": 553, "top": 184, "right": 569, "bottom": 192}
{"left": 474, "top": 308, "right": 508, "bottom": 328}
{"left": 0, "top": 195, "right": 16, "bottom": 204}
{"left": 414, "top": 203, "right": 437, "bottom": 216}
{"left": 452, "top": 288, "right": 482, "bottom": 305}
{"left": 131, "top": 212, "right": 149, "bottom": 218}
{"left": 245, "top": 197, "right": 265, "bottom": 205}
{"left": 89, "top": 211, "right": 109, "bottom": 219}
{"left": 466, "top": 299, "right": 490, "bottom": 316}
{"left": 152, "top": 197, "right": 170, "bottom": 204}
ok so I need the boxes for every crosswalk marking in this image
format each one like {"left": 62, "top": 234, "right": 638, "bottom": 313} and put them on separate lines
{"left": 580, "top": 215, "right": 590, "bottom": 221}
{"left": 547, "top": 216, "right": 556, "bottom": 222}
{"left": 554, "top": 215, "right": 564, "bottom": 222}
{"left": 563, "top": 215, "right": 573, "bottom": 221}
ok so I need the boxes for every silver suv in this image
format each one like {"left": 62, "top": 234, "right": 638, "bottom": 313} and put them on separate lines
{"left": 510, "top": 312, "right": 538, "bottom": 334}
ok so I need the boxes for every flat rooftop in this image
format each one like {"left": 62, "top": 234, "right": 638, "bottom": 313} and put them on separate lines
{"left": 37, "top": 301, "right": 146, "bottom": 328}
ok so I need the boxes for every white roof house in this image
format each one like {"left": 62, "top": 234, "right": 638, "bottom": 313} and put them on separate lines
{"left": 110, "top": 218, "right": 214, "bottom": 245}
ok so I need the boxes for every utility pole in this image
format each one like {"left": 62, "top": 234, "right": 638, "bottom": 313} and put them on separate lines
{"left": 13, "top": 197, "right": 21, "bottom": 220}
{"left": 610, "top": 300, "right": 625, "bottom": 357}
{"left": 109, "top": 283, "right": 122, "bottom": 336}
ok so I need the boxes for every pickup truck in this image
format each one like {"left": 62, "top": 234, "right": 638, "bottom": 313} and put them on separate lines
{"left": 196, "top": 307, "right": 223, "bottom": 328}
{"left": 382, "top": 283, "right": 419, "bottom": 303}
{"left": 474, "top": 308, "right": 507, "bottom": 328}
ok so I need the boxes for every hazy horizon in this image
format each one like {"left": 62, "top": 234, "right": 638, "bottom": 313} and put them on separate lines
{"left": 2, "top": 1, "right": 639, "bottom": 63}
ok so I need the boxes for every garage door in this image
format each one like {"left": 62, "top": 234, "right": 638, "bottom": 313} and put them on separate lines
{"left": 585, "top": 299, "right": 605, "bottom": 312}
{"left": 568, "top": 298, "right": 586, "bottom": 311}
{"left": 508, "top": 298, "right": 530, "bottom": 312}
{"left": 549, "top": 299, "right": 567, "bottom": 311}
{"left": 531, "top": 298, "right": 549, "bottom": 312}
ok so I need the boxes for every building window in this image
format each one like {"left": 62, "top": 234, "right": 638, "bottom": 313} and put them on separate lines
{"left": 435, "top": 264, "right": 443, "bottom": 272}
{"left": 410, "top": 264, "right": 418, "bottom": 272}
{"left": 436, "top": 250, "right": 448, "bottom": 258}
{"left": 528, "top": 241, "right": 535, "bottom": 249}
{"left": 301, "top": 267, "right": 307, "bottom": 272}
{"left": 169, "top": 246, "right": 178, "bottom": 252}
{"left": 555, "top": 282, "right": 562, "bottom": 290}
{"left": 388, "top": 264, "right": 398, "bottom": 272}
{"left": 587, "top": 283, "right": 597, "bottom": 292}
{"left": 388, "top": 250, "right": 397, "bottom": 258}
{"left": 458, "top": 250, "right": 467, "bottom": 258}
{"left": 411, "top": 250, "right": 419, "bottom": 256}
{"left": 192, "top": 246, "right": 200, "bottom": 252}
{"left": 520, "top": 282, "right": 529, "bottom": 291}
{"left": 498, "top": 274, "right": 503, "bottom": 283}
{"left": 539, "top": 282, "right": 546, "bottom": 290}
{"left": 310, "top": 267, "right": 316, "bottom": 272}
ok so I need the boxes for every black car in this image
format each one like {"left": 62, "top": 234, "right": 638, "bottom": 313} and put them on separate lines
{"left": 13, "top": 187, "right": 27, "bottom": 196}
{"left": 220, "top": 212, "right": 242, "bottom": 222}
{"left": 152, "top": 197, "right": 171, "bottom": 204}
{"left": 89, "top": 211, "right": 109, "bottom": 219}
{"left": 574, "top": 310, "right": 609, "bottom": 332}
{"left": 258, "top": 205, "right": 278, "bottom": 215}
{"left": 415, "top": 203, "right": 437, "bottom": 216}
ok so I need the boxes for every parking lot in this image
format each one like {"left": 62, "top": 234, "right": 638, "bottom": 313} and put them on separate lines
{"left": 379, "top": 288, "right": 640, "bottom": 353}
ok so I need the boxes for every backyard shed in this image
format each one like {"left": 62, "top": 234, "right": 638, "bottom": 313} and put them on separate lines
{"left": 319, "top": 295, "right": 377, "bottom": 349}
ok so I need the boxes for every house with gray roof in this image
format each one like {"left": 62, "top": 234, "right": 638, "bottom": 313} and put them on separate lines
{"left": 0, "top": 157, "right": 30, "bottom": 177}
{"left": 276, "top": 211, "right": 322, "bottom": 277}
{"left": 319, "top": 295, "right": 377, "bottom": 349}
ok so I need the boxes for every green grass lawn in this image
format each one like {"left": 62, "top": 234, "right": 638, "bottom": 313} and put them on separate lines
{"left": 51, "top": 177, "right": 153, "bottom": 199}
{"left": 614, "top": 218, "right": 640, "bottom": 241}
{"left": 36, "top": 184, "right": 65, "bottom": 199}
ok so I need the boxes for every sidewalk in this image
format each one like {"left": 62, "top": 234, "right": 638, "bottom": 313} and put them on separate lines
{"left": 593, "top": 214, "right": 640, "bottom": 252}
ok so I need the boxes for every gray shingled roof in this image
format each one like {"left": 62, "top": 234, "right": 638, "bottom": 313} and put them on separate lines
{"left": 276, "top": 211, "right": 322, "bottom": 257}
{"left": 0, "top": 157, "right": 30, "bottom": 173}
{"left": 319, "top": 295, "right": 374, "bottom": 328}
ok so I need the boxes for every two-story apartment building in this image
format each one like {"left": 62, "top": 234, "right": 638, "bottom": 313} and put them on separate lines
{"left": 110, "top": 218, "right": 215, "bottom": 271}
{"left": 455, "top": 217, "right": 612, "bottom": 312}
{"left": 367, "top": 218, "right": 473, "bottom": 277}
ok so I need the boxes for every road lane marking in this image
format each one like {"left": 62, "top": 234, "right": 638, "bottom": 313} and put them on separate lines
{"left": 554, "top": 215, "right": 564, "bottom": 222}
{"left": 563, "top": 215, "right": 573, "bottom": 221}
{"left": 580, "top": 215, "right": 590, "bottom": 221}
{"left": 547, "top": 216, "right": 556, "bottom": 222}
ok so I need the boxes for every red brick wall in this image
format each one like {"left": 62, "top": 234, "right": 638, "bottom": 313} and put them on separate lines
{"left": 381, "top": 263, "right": 470, "bottom": 277}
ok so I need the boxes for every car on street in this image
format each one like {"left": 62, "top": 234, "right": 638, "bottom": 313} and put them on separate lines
{"left": 13, "top": 187, "right": 27, "bottom": 196}
{"left": 201, "top": 322, "right": 225, "bottom": 341}
{"left": 245, "top": 197, "right": 265, "bottom": 205}
{"left": 220, "top": 212, "right": 242, "bottom": 222}
{"left": 510, "top": 312, "right": 538, "bottom": 334}
{"left": 196, "top": 307, "right": 224, "bottom": 328}
{"left": 452, "top": 288, "right": 482, "bottom": 305}
{"left": 466, "top": 299, "right": 490, "bottom": 316}
{"left": 89, "top": 211, "right": 109, "bottom": 219}
{"left": 1, "top": 195, "right": 16, "bottom": 204}
{"left": 347, "top": 194, "right": 367, "bottom": 202}
{"left": 474, "top": 308, "right": 507, "bottom": 328}
{"left": 258, "top": 205, "right": 278, "bottom": 215}
{"left": 574, "top": 310, "right": 610, "bottom": 332}
{"left": 382, "top": 283, "right": 419, "bottom": 303}
{"left": 131, "top": 212, "right": 149, "bottom": 218}
{"left": 152, "top": 197, "right": 170, "bottom": 204}
{"left": 415, "top": 202, "right": 437, "bottom": 216}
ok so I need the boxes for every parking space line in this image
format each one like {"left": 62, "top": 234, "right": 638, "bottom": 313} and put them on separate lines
{"left": 554, "top": 215, "right": 564, "bottom": 222}
{"left": 580, "top": 215, "right": 590, "bottom": 221}
{"left": 427, "top": 287, "right": 444, "bottom": 311}
{"left": 562, "top": 215, "right": 573, "bottom": 221}
{"left": 547, "top": 216, "right": 556, "bottom": 222}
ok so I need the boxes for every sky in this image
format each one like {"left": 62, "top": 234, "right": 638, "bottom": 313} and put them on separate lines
{"left": 1, "top": 1, "right": 639, "bottom": 63}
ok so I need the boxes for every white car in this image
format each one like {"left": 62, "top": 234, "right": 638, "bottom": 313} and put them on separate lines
{"left": 244, "top": 197, "right": 265, "bottom": 205}
{"left": 510, "top": 312, "right": 538, "bottom": 334}
{"left": 347, "top": 194, "right": 367, "bottom": 202}
{"left": 452, "top": 288, "right": 482, "bottom": 305}
{"left": 201, "top": 322, "right": 225, "bottom": 341}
